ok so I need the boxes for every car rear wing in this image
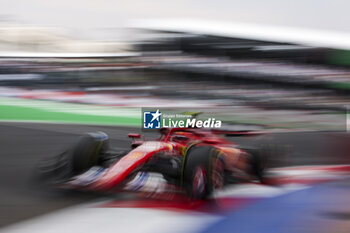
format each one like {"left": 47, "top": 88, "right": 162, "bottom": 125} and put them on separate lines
{"left": 211, "top": 129, "right": 266, "bottom": 137}
{"left": 210, "top": 123, "right": 267, "bottom": 137}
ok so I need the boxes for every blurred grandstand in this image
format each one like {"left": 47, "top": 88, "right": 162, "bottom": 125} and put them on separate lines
{"left": 0, "top": 19, "right": 349, "bottom": 130}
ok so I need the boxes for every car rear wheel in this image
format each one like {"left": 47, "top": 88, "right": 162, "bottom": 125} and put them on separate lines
{"left": 184, "top": 145, "right": 225, "bottom": 199}
{"left": 249, "top": 149, "right": 266, "bottom": 183}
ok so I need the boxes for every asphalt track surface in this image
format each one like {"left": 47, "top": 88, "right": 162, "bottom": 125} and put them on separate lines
{"left": 0, "top": 122, "right": 349, "bottom": 228}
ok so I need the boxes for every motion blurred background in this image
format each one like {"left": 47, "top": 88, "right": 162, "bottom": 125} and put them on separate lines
{"left": 0, "top": 1, "right": 350, "bottom": 233}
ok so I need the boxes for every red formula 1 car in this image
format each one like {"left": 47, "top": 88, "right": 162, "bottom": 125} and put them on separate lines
{"left": 38, "top": 127, "right": 267, "bottom": 199}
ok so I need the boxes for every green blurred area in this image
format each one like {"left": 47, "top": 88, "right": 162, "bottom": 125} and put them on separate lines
{"left": 0, "top": 104, "right": 140, "bottom": 126}
{"left": 328, "top": 49, "right": 350, "bottom": 66}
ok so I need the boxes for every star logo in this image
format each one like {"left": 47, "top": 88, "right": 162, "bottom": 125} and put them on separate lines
{"left": 150, "top": 109, "right": 161, "bottom": 122}
{"left": 143, "top": 109, "right": 162, "bottom": 129}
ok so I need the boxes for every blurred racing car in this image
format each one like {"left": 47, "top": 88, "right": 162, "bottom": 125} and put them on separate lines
{"left": 38, "top": 127, "right": 267, "bottom": 199}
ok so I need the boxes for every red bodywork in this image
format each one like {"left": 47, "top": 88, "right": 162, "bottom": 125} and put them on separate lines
{"left": 71, "top": 128, "right": 254, "bottom": 191}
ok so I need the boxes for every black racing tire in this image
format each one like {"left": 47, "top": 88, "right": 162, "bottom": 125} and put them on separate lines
{"left": 71, "top": 132, "right": 109, "bottom": 175}
{"left": 184, "top": 145, "right": 225, "bottom": 199}
{"left": 249, "top": 149, "right": 266, "bottom": 183}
